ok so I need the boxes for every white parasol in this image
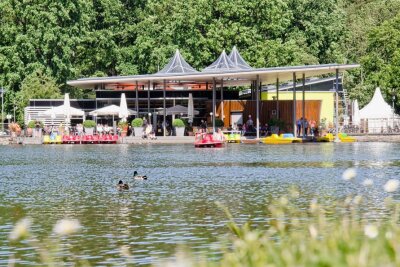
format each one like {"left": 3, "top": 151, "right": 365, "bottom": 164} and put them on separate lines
{"left": 118, "top": 93, "right": 129, "bottom": 122}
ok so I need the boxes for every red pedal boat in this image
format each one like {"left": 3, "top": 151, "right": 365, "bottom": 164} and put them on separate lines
{"left": 194, "top": 133, "right": 224, "bottom": 148}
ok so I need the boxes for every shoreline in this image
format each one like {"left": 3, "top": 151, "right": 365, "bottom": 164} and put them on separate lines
{"left": 2, "top": 134, "right": 400, "bottom": 145}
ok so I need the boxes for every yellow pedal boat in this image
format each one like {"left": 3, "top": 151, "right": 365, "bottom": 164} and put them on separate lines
{"left": 262, "top": 134, "right": 293, "bottom": 144}
{"left": 223, "top": 130, "right": 241, "bottom": 143}
{"left": 338, "top": 133, "right": 356, "bottom": 143}
{"left": 316, "top": 133, "right": 335, "bottom": 142}
{"left": 280, "top": 133, "right": 302, "bottom": 143}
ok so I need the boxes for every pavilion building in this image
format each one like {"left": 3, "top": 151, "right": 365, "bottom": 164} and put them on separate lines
{"left": 25, "top": 47, "right": 359, "bottom": 138}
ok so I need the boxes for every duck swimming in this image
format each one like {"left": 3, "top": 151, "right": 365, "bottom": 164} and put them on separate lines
{"left": 117, "top": 180, "right": 129, "bottom": 190}
{"left": 133, "top": 171, "right": 147, "bottom": 180}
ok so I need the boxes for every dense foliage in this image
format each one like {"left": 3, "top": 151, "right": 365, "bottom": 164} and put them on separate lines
{"left": 0, "top": 0, "right": 399, "bottom": 123}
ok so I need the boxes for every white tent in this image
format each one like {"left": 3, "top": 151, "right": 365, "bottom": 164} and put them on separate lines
{"left": 352, "top": 100, "right": 360, "bottom": 125}
{"left": 359, "top": 87, "right": 398, "bottom": 133}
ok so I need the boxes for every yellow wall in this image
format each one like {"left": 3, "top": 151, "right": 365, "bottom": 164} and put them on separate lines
{"left": 261, "top": 91, "right": 335, "bottom": 124}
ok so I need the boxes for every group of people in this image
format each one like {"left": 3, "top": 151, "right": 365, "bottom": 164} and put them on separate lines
{"left": 296, "top": 117, "right": 317, "bottom": 137}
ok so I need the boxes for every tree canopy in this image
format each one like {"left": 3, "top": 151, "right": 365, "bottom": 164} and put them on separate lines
{"left": 0, "top": 0, "right": 399, "bottom": 123}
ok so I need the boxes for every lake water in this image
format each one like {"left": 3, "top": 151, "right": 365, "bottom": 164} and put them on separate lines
{"left": 1, "top": 142, "right": 399, "bottom": 265}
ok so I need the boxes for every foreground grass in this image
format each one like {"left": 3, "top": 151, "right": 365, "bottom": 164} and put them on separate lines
{"left": 7, "top": 172, "right": 400, "bottom": 267}
{"left": 161, "top": 191, "right": 400, "bottom": 267}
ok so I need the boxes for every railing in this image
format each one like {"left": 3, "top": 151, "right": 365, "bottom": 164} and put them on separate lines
{"left": 338, "top": 118, "right": 400, "bottom": 135}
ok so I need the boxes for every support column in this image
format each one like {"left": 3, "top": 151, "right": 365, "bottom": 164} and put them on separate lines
{"left": 212, "top": 78, "right": 216, "bottom": 133}
{"left": 302, "top": 73, "right": 306, "bottom": 138}
{"left": 163, "top": 80, "right": 166, "bottom": 137}
{"left": 135, "top": 81, "right": 139, "bottom": 116}
{"left": 256, "top": 75, "right": 260, "bottom": 139}
{"left": 276, "top": 78, "right": 279, "bottom": 120}
{"left": 147, "top": 81, "right": 150, "bottom": 114}
{"left": 220, "top": 79, "right": 224, "bottom": 125}
{"left": 335, "top": 69, "right": 340, "bottom": 142}
{"left": 206, "top": 82, "right": 209, "bottom": 91}
{"left": 293, "top": 73, "right": 297, "bottom": 136}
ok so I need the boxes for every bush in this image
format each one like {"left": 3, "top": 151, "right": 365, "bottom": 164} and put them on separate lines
{"left": 27, "top": 120, "right": 44, "bottom": 128}
{"left": 118, "top": 121, "right": 128, "bottom": 129}
{"left": 83, "top": 120, "right": 96, "bottom": 128}
{"left": 131, "top": 118, "right": 143, "bottom": 127}
{"left": 172, "top": 119, "right": 185, "bottom": 128}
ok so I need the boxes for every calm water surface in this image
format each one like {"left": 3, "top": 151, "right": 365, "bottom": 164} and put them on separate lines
{"left": 1, "top": 142, "right": 400, "bottom": 265}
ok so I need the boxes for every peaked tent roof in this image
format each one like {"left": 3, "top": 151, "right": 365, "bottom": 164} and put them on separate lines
{"left": 157, "top": 49, "right": 199, "bottom": 74}
{"left": 203, "top": 50, "right": 239, "bottom": 72}
{"left": 359, "top": 87, "right": 397, "bottom": 119}
{"left": 228, "top": 46, "right": 252, "bottom": 69}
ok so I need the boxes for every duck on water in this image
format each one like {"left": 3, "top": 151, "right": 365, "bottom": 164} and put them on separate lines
{"left": 117, "top": 180, "right": 129, "bottom": 190}
{"left": 133, "top": 171, "right": 147, "bottom": 180}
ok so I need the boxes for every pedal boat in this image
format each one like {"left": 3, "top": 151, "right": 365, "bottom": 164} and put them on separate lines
{"left": 316, "top": 133, "right": 335, "bottom": 142}
{"left": 262, "top": 134, "right": 293, "bottom": 144}
{"left": 194, "top": 133, "right": 224, "bottom": 148}
{"left": 338, "top": 133, "right": 356, "bottom": 143}
{"left": 280, "top": 133, "right": 303, "bottom": 143}
{"left": 223, "top": 130, "right": 241, "bottom": 143}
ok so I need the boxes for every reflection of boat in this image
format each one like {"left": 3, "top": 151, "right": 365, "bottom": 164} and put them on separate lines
{"left": 262, "top": 134, "right": 292, "bottom": 144}
{"left": 62, "top": 135, "right": 81, "bottom": 144}
{"left": 316, "top": 133, "right": 335, "bottom": 142}
{"left": 241, "top": 138, "right": 259, "bottom": 144}
{"left": 194, "top": 133, "right": 224, "bottom": 148}
{"left": 223, "top": 130, "right": 241, "bottom": 143}
{"left": 338, "top": 133, "right": 356, "bottom": 143}
{"left": 279, "top": 133, "right": 302, "bottom": 143}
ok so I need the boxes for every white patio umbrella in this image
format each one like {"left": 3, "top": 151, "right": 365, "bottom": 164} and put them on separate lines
{"left": 157, "top": 105, "right": 199, "bottom": 116}
{"left": 188, "top": 93, "right": 194, "bottom": 125}
{"left": 64, "top": 93, "right": 71, "bottom": 124}
{"left": 89, "top": 104, "right": 136, "bottom": 125}
{"left": 42, "top": 94, "right": 84, "bottom": 120}
{"left": 50, "top": 106, "right": 56, "bottom": 125}
{"left": 118, "top": 93, "right": 129, "bottom": 122}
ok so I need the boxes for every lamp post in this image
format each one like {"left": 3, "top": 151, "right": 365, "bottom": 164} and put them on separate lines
{"left": 13, "top": 99, "right": 17, "bottom": 123}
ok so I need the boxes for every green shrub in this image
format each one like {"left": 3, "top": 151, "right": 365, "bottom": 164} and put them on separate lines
{"left": 131, "top": 118, "right": 143, "bottom": 127}
{"left": 83, "top": 120, "right": 96, "bottom": 128}
{"left": 27, "top": 120, "right": 43, "bottom": 128}
{"left": 172, "top": 119, "right": 185, "bottom": 128}
{"left": 118, "top": 121, "right": 128, "bottom": 129}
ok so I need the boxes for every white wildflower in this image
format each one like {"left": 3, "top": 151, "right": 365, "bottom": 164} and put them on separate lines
{"left": 53, "top": 219, "right": 82, "bottom": 236}
{"left": 384, "top": 179, "right": 400, "bottom": 193}
{"left": 362, "top": 179, "right": 374, "bottom": 187}
{"left": 364, "top": 224, "right": 378, "bottom": 239}
{"left": 9, "top": 218, "right": 32, "bottom": 241}
{"left": 279, "top": 196, "right": 289, "bottom": 206}
{"left": 353, "top": 195, "right": 363, "bottom": 205}
{"left": 385, "top": 231, "right": 393, "bottom": 239}
{"left": 342, "top": 168, "right": 357, "bottom": 181}
{"left": 308, "top": 224, "right": 318, "bottom": 239}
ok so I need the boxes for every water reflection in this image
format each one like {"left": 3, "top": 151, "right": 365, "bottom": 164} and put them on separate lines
{"left": 0, "top": 142, "right": 399, "bottom": 265}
